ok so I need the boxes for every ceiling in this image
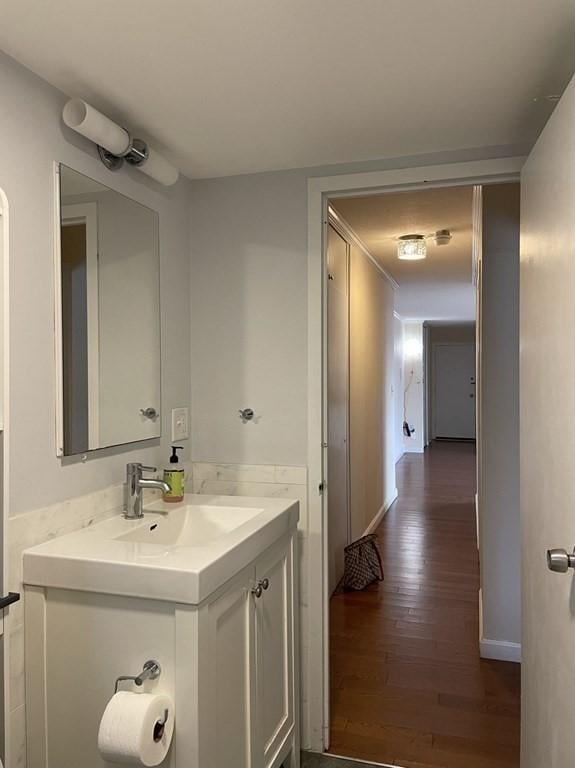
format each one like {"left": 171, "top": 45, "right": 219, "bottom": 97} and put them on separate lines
{"left": 0, "top": 1, "right": 574, "bottom": 179}
{"left": 332, "top": 186, "right": 476, "bottom": 321}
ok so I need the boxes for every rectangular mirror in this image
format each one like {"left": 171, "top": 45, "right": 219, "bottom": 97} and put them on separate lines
{"left": 56, "top": 164, "right": 161, "bottom": 456}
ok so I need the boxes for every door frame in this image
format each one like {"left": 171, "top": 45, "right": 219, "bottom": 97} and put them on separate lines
{"left": 306, "top": 156, "right": 524, "bottom": 752}
{"left": 59, "top": 202, "right": 100, "bottom": 453}
{"left": 0, "top": 185, "right": 11, "bottom": 764}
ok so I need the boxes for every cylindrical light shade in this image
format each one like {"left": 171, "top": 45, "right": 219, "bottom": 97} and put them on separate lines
{"left": 139, "top": 146, "right": 179, "bottom": 186}
{"left": 63, "top": 99, "right": 130, "bottom": 157}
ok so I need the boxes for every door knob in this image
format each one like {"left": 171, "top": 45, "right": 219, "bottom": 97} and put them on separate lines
{"left": 547, "top": 548, "right": 575, "bottom": 573}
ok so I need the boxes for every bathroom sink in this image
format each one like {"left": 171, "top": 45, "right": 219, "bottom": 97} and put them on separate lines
{"left": 115, "top": 504, "right": 265, "bottom": 547}
{"left": 23, "top": 494, "right": 299, "bottom": 605}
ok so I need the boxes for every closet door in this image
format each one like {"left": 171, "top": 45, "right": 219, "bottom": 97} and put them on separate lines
{"left": 327, "top": 224, "right": 350, "bottom": 594}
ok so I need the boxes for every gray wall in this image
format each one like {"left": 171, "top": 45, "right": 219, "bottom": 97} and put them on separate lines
{"left": 190, "top": 172, "right": 308, "bottom": 465}
{"left": 0, "top": 51, "right": 192, "bottom": 516}
{"left": 480, "top": 183, "right": 521, "bottom": 648}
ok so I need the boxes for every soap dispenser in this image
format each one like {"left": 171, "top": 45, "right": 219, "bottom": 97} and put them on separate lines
{"left": 163, "top": 446, "right": 184, "bottom": 503}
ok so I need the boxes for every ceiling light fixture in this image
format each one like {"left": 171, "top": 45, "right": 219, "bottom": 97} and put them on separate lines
{"left": 397, "top": 234, "right": 426, "bottom": 261}
{"left": 62, "top": 99, "right": 179, "bottom": 186}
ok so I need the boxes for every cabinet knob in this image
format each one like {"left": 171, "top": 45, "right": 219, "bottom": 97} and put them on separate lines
{"left": 251, "top": 578, "right": 270, "bottom": 598}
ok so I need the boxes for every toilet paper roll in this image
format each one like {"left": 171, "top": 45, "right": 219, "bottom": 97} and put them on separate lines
{"left": 98, "top": 691, "right": 175, "bottom": 766}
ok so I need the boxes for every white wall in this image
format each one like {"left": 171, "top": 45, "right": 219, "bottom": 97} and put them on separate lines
{"left": 396, "top": 282, "right": 477, "bottom": 321}
{"left": 401, "top": 322, "right": 425, "bottom": 454}
{"left": 479, "top": 183, "right": 521, "bottom": 654}
{"left": 0, "top": 49, "right": 192, "bottom": 516}
{"left": 393, "top": 315, "right": 404, "bottom": 462}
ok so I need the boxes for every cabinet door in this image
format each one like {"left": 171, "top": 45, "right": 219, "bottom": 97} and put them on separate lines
{"left": 255, "top": 536, "right": 295, "bottom": 768}
{"left": 200, "top": 566, "right": 257, "bottom": 768}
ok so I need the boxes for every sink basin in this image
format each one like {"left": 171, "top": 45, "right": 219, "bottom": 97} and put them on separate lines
{"left": 115, "top": 504, "right": 265, "bottom": 547}
{"left": 23, "top": 494, "right": 299, "bottom": 605}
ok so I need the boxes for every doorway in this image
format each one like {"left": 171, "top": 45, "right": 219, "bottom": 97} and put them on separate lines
{"left": 319, "top": 177, "right": 521, "bottom": 767}
{"left": 305, "top": 157, "right": 523, "bottom": 754}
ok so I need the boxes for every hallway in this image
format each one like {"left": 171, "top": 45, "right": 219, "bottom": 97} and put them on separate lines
{"left": 329, "top": 442, "right": 520, "bottom": 767}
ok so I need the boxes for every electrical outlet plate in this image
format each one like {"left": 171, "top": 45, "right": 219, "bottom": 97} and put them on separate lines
{"left": 171, "top": 407, "right": 189, "bottom": 442}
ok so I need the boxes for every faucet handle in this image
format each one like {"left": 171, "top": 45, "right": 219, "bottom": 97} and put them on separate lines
{"left": 126, "top": 462, "right": 157, "bottom": 478}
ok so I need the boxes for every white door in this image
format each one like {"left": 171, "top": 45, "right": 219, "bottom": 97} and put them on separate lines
{"left": 521, "top": 77, "right": 575, "bottom": 766}
{"left": 327, "top": 224, "right": 349, "bottom": 594}
{"left": 255, "top": 537, "right": 294, "bottom": 768}
{"left": 433, "top": 343, "right": 476, "bottom": 439}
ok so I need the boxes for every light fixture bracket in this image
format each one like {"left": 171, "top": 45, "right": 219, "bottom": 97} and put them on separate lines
{"left": 97, "top": 135, "right": 149, "bottom": 172}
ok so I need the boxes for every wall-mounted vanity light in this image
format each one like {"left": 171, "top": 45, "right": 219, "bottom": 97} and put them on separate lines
{"left": 62, "top": 99, "right": 179, "bottom": 187}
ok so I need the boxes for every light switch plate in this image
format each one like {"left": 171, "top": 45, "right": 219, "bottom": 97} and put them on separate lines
{"left": 171, "top": 407, "right": 189, "bottom": 441}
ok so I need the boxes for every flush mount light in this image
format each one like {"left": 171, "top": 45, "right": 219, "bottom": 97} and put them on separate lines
{"left": 397, "top": 234, "right": 426, "bottom": 260}
{"left": 62, "top": 98, "right": 179, "bottom": 186}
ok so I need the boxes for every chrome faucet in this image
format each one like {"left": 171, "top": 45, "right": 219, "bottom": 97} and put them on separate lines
{"left": 125, "top": 463, "right": 171, "bottom": 519}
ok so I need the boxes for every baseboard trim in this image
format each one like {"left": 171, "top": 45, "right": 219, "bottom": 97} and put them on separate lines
{"left": 362, "top": 489, "right": 398, "bottom": 537}
{"left": 480, "top": 638, "right": 521, "bottom": 663}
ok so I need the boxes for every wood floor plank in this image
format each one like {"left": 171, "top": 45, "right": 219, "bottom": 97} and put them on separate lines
{"left": 329, "top": 441, "right": 520, "bottom": 768}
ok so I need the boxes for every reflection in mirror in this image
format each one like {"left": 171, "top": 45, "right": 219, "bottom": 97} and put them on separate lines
{"left": 58, "top": 165, "right": 161, "bottom": 456}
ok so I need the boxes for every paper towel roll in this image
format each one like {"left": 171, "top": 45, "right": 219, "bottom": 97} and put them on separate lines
{"left": 98, "top": 691, "right": 174, "bottom": 766}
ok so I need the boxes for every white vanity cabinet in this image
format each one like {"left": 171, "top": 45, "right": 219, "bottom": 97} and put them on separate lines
{"left": 198, "top": 535, "right": 296, "bottom": 768}
{"left": 23, "top": 499, "right": 299, "bottom": 768}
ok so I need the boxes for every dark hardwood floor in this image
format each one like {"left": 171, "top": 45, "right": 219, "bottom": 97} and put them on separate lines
{"left": 329, "top": 441, "right": 520, "bottom": 768}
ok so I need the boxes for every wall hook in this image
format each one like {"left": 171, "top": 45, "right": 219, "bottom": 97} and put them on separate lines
{"left": 239, "top": 408, "right": 255, "bottom": 423}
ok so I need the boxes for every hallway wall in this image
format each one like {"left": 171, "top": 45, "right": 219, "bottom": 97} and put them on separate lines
{"left": 479, "top": 182, "right": 521, "bottom": 657}
{"left": 402, "top": 322, "right": 425, "bottom": 454}
{"left": 349, "top": 243, "right": 396, "bottom": 539}
{"left": 393, "top": 314, "right": 404, "bottom": 462}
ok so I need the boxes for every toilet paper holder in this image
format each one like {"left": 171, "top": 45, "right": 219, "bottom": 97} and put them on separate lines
{"left": 114, "top": 659, "right": 162, "bottom": 694}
